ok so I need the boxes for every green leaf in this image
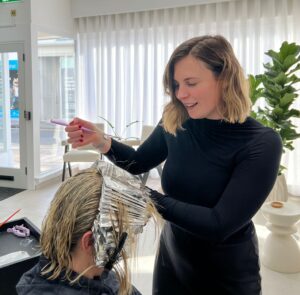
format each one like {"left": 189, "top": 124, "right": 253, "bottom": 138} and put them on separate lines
{"left": 280, "top": 127, "right": 300, "bottom": 140}
{"left": 263, "top": 62, "right": 272, "bottom": 70}
{"left": 279, "top": 41, "right": 300, "bottom": 61}
{"left": 272, "top": 107, "right": 284, "bottom": 116}
{"left": 288, "top": 109, "right": 300, "bottom": 118}
{"left": 266, "top": 49, "right": 282, "bottom": 63}
{"left": 272, "top": 72, "right": 287, "bottom": 85}
{"left": 265, "top": 68, "right": 279, "bottom": 77}
{"left": 283, "top": 55, "right": 298, "bottom": 71}
{"left": 263, "top": 81, "right": 282, "bottom": 93}
{"left": 278, "top": 164, "right": 286, "bottom": 174}
{"left": 273, "top": 59, "right": 284, "bottom": 71}
{"left": 279, "top": 93, "right": 296, "bottom": 107}
{"left": 250, "top": 41, "right": 300, "bottom": 157}
{"left": 280, "top": 85, "right": 297, "bottom": 96}
{"left": 287, "top": 63, "right": 300, "bottom": 76}
{"left": 248, "top": 75, "right": 264, "bottom": 105}
{"left": 286, "top": 74, "right": 300, "bottom": 84}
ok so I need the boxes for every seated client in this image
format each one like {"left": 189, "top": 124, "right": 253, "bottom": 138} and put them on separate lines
{"left": 16, "top": 166, "right": 156, "bottom": 295}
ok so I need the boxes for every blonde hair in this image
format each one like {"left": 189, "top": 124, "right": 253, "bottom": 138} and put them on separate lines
{"left": 40, "top": 168, "right": 158, "bottom": 295}
{"left": 162, "top": 35, "right": 251, "bottom": 135}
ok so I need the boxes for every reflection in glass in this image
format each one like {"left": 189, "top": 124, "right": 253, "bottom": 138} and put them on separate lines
{"left": 0, "top": 51, "right": 20, "bottom": 168}
{"left": 38, "top": 35, "right": 75, "bottom": 174}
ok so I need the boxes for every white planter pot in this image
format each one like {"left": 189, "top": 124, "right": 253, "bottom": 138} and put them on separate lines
{"left": 267, "top": 174, "right": 288, "bottom": 202}
{"left": 261, "top": 201, "right": 300, "bottom": 273}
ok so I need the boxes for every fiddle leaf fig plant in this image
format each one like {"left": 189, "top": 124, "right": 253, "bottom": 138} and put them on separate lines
{"left": 249, "top": 41, "right": 300, "bottom": 174}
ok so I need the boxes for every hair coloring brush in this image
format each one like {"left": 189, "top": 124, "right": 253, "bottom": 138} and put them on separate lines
{"left": 50, "top": 119, "right": 96, "bottom": 133}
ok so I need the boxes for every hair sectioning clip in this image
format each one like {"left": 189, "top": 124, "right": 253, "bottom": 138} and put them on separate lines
{"left": 105, "top": 232, "right": 128, "bottom": 271}
{"left": 7, "top": 224, "right": 30, "bottom": 238}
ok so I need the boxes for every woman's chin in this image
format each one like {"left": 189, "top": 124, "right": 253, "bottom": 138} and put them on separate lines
{"left": 188, "top": 112, "right": 204, "bottom": 119}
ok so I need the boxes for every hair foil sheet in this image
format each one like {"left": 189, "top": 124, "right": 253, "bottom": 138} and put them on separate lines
{"left": 91, "top": 160, "right": 152, "bottom": 268}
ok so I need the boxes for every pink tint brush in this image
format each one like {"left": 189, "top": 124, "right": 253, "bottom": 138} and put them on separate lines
{"left": 50, "top": 119, "right": 96, "bottom": 133}
{"left": 0, "top": 209, "right": 21, "bottom": 229}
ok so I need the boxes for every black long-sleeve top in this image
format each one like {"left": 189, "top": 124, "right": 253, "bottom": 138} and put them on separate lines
{"left": 105, "top": 117, "right": 282, "bottom": 244}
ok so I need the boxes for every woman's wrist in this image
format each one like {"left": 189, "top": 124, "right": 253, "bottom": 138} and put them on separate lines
{"left": 93, "top": 133, "right": 112, "bottom": 153}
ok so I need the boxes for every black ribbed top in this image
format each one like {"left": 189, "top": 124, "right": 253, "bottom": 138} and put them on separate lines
{"left": 106, "top": 117, "right": 282, "bottom": 243}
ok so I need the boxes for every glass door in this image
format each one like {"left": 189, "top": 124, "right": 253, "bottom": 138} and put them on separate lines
{"left": 0, "top": 43, "right": 27, "bottom": 188}
{"left": 37, "top": 35, "right": 75, "bottom": 176}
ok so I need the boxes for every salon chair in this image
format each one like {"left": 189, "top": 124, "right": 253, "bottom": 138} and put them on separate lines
{"left": 122, "top": 125, "right": 163, "bottom": 185}
{"left": 61, "top": 123, "right": 104, "bottom": 181}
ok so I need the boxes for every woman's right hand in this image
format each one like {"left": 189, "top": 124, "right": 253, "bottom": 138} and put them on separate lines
{"left": 65, "top": 117, "right": 112, "bottom": 153}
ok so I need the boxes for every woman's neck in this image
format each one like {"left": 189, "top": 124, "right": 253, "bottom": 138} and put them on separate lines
{"left": 71, "top": 251, "right": 104, "bottom": 279}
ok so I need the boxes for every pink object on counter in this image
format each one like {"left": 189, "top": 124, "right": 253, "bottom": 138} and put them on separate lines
{"left": 7, "top": 224, "right": 30, "bottom": 238}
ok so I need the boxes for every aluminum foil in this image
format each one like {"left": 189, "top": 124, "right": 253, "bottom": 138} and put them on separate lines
{"left": 91, "top": 160, "right": 152, "bottom": 267}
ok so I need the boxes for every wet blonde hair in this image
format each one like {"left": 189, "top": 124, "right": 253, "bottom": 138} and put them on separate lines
{"left": 163, "top": 35, "right": 251, "bottom": 135}
{"left": 40, "top": 168, "right": 158, "bottom": 295}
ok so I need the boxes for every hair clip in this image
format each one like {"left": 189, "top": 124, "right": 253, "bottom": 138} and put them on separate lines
{"left": 7, "top": 224, "right": 30, "bottom": 238}
{"left": 105, "top": 232, "right": 128, "bottom": 271}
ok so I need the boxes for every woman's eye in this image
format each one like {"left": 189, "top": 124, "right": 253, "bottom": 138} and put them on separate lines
{"left": 187, "top": 82, "right": 197, "bottom": 87}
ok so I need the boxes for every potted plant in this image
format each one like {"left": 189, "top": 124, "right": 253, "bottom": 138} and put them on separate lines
{"left": 97, "top": 116, "right": 141, "bottom": 141}
{"left": 249, "top": 41, "right": 300, "bottom": 201}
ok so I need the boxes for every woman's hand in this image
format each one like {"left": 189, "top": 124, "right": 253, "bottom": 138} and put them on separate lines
{"left": 65, "top": 117, "right": 112, "bottom": 153}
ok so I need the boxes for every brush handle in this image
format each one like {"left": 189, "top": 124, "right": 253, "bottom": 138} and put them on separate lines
{"left": 0, "top": 209, "right": 21, "bottom": 229}
{"left": 50, "top": 119, "right": 96, "bottom": 133}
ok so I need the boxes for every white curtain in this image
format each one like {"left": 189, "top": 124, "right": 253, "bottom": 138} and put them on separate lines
{"left": 75, "top": 0, "right": 300, "bottom": 194}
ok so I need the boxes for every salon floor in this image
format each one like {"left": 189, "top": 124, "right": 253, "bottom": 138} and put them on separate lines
{"left": 1, "top": 172, "right": 300, "bottom": 295}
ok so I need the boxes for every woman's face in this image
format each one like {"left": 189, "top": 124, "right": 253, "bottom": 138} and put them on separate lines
{"left": 174, "top": 55, "right": 222, "bottom": 120}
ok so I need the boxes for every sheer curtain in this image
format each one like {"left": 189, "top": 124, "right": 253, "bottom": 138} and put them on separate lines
{"left": 75, "top": 0, "right": 300, "bottom": 194}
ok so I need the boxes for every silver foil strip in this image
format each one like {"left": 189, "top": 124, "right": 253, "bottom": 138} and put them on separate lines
{"left": 91, "top": 160, "right": 152, "bottom": 267}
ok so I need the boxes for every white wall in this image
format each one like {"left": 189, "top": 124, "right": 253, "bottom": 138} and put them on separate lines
{"left": 0, "top": 1, "right": 30, "bottom": 28}
{"left": 71, "top": 0, "right": 232, "bottom": 18}
{"left": 30, "top": 0, "right": 74, "bottom": 37}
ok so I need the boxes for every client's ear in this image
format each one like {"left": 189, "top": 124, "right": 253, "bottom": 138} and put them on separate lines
{"left": 81, "top": 231, "right": 94, "bottom": 253}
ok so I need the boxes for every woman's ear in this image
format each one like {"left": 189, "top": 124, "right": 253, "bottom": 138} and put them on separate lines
{"left": 81, "top": 231, "right": 94, "bottom": 253}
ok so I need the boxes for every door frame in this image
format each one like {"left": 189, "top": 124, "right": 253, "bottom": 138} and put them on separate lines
{"left": 0, "top": 42, "right": 27, "bottom": 189}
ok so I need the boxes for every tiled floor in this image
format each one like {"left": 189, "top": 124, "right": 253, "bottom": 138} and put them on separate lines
{"left": 1, "top": 174, "right": 300, "bottom": 295}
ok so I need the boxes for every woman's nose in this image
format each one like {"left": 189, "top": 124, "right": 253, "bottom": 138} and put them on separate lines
{"left": 176, "top": 85, "right": 189, "bottom": 100}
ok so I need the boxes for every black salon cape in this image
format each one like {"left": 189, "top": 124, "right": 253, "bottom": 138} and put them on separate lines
{"left": 16, "top": 256, "right": 141, "bottom": 295}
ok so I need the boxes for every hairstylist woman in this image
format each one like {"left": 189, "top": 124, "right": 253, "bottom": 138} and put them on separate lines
{"left": 65, "top": 35, "right": 282, "bottom": 295}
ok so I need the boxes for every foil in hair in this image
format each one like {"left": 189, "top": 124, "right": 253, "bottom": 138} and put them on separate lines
{"left": 91, "top": 160, "right": 152, "bottom": 268}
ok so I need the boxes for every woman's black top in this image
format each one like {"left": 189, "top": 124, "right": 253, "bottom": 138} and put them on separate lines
{"left": 105, "top": 117, "right": 282, "bottom": 244}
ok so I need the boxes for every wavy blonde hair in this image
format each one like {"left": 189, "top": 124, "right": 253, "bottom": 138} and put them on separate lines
{"left": 40, "top": 168, "right": 159, "bottom": 295}
{"left": 162, "top": 35, "right": 251, "bottom": 135}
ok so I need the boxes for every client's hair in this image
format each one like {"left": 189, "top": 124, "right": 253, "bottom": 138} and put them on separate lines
{"left": 40, "top": 167, "right": 157, "bottom": 295}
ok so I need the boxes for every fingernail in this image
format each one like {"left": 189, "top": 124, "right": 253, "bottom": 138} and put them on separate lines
{"left": 79, "top": 125, "right": 82, "bottom": 129}
{"left": 81, "top": 134, "right": 84, "bottom": 138}
{"left": 80, "top": 139, "right": 83, "bottom": 142}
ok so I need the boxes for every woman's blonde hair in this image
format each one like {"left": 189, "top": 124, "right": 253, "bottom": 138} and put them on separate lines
{"left": 162, "top": 35, "right": 251, "bottom": 135}
{"left": 40, "top": 168, "right": 158, "bottom": 295}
